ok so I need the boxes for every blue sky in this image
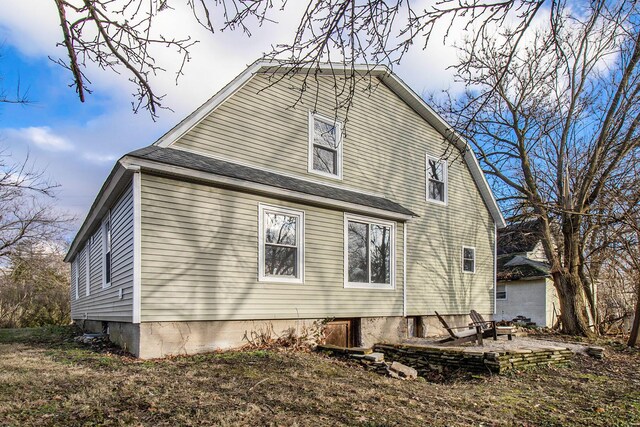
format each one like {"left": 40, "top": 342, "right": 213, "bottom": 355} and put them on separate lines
{"left": 0, "top": 0, "right": 459, "bottom": 236}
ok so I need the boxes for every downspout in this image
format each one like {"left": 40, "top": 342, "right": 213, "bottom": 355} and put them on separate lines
{"left": 403, "top": 222, "right": 408, "bottom": 318}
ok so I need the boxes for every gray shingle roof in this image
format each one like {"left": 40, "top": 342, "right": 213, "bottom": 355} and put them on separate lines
{"left": 497, "top": 253, "right": 550, "bottom": 281}
{"left": 126, "top": 146, "right": 416, "bottom": 217}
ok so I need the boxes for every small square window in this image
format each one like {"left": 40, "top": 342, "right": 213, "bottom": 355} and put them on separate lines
{"left": 309, "top": 113, "right": 342, "bottom": 179}
{"left": 462, "top": 246, "right": 475, "bottom": 273}
{"left": 496, "top": 284, "right": 507, "bottom": 300}
{"left": 426, "top": 155, "right": 447, "bottom": 204}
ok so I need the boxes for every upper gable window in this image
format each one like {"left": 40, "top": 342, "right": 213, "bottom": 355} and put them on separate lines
{"left": 426, "top": 155, "right": 447, "bottom": 204}
{"left": 308, "top": 112, "right": 342, "bottom": 179}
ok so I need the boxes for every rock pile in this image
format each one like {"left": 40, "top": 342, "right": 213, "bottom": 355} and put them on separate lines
{"left": 586, "top": 346, "right": 605, "bottom": 359}
{"left": 74, "top": 333, "right": 109, "bottom": 344}
{"left": 317, "top": 344, "right": 417, "bottom": 379}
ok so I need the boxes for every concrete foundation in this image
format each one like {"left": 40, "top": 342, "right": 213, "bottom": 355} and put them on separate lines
{"left": 359, "top": 317, "right": 407, "bottom": 347}
{"left": 137, "top": 319, "right": 323, "bottom": 359}
{"left": 75, "top": 314, "right": 486, "bottom": 359}
{"left": 76, "top": 319, "right": 140, "bottom": 355}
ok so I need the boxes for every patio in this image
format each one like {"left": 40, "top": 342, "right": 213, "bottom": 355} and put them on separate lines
{"left": 372, "top": 336, "right": 581, "bottom": 374}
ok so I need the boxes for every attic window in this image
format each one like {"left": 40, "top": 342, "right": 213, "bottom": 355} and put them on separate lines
{"left": 426, "top": 155, "right": 447, "bottom": 204}
{"left": 309, "top": 112, "right": 342, "bottom": 179}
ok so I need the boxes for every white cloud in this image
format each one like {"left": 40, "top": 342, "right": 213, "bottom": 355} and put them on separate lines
{"left": 8, "top": 126, "right": 74, "bottom": 151}
{"left": 83, "top": 153, "right": 117, "bottom": 164}
{"left": 0, "top": 0, "right": 61, "bottom": 57}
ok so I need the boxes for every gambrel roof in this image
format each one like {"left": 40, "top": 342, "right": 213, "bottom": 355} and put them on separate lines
{"left": 66, "top": 61, "right": 505, "bottom": 262}
{"left": 152, "top": 61, "right": 506, "bottom": 229}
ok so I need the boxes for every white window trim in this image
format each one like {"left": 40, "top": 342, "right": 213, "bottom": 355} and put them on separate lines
{"left": 496, "top": 284, "right": 507, "bottom": 300}
{"left": 258, "top": 203, "right": 305, "bottom": 284}
{"left": 73, "top": 259, "right": 79, "bottom": 300}
{"left": 344, "top": 213, "right": 396, "bottom": 290}
{"left": 102, "top": 212, "right": 112, "bottom": 289}
{"left": 426, "top": 154, "right": 448, "bottom": 206}
{"left": 462, "top": 245, "right": 476, "bottom": 274}
{"left": 84, "top": 242, "right": 91, "bottom": 297}
{"left": 308, "top": 112, "right": 343, "bottom": 180}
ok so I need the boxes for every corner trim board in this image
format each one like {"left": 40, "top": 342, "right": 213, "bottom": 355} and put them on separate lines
{"left": 132, "top": 172, "right": 142, "bottom": 324}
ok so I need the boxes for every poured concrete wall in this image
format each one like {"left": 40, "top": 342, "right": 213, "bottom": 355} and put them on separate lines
{"left": 360, "top": 317, "right": 408, "bottom": 347}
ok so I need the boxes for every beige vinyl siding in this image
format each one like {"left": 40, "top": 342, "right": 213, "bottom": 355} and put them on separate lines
{"left": 172, "top": 73, "right": 495, "bottom": 315}
{"left": 140, "top": 173, "right": 404, "bottom": 322}
{"left": 77, "top": 245, "right": 87, "bottom": 297}
{"left": 71, "top": 181, "right": 135, "bottom": 321}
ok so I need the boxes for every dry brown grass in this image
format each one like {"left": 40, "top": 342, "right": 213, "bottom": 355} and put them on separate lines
{"left": 0, "top": 327, "right": 639, "bottom": 426}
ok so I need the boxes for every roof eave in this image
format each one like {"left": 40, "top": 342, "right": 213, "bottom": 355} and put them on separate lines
{"left": 121, "top": 155, "right": 415, "bottom": 222}
{"left": 64, "top": 161, "right": 135, "bottom": 262}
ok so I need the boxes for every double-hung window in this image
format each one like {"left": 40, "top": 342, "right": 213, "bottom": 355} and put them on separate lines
{"left": 258, "top": 204, "right": 304, "bottom": 283}
{"left": 73, "top": 260, "right": 79, "bottom": 300}
{"left": 102, "top": 214, "right": 112, "bottom": 288}
{"left": 84, "top": 242, "right": 91, "bottom": 296}
{"left": 309, "top": 112, "right": 342, "bottom": 179}
{"left": 462, "top": 246, "right": 476, "bottom": 273}
{"left": 496, "top": 284, "right": 507, "bottom": 300}
{"left": 426, "top": 155, "right": 447, "bottom": 204}
{"left": 345, "top": 214, "right": 395, "bottom": 289}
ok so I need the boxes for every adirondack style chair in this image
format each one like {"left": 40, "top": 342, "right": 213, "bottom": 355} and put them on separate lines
{"left": 434, "top": 311, "right": 484, "bottom": 346}
{"left": 469, "top": 310, "right": 514, "bottom": 341}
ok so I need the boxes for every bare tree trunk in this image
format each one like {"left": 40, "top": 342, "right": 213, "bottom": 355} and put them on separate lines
{"left": 554, "top": 271, "right": 594, "bottom": 336}
{"left": 628, "top": 284, "right": 640, "bottom": 347}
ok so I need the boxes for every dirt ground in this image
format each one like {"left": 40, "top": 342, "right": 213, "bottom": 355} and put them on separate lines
{"left": 0, "top": 327, "right": 639, "bottom": 427}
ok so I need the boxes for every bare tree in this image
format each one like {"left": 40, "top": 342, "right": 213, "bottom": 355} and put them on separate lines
{"left": 52, "top": 0, "right": 557, "bottom": 118}
{"left": 432, "top": 0, "right": 640, "bottom": 336}
{"left": 0, "top": 240, "right": 71, "bottom": 328}
{"left": 0, "top": 152, "right": 70, "bottom": 260}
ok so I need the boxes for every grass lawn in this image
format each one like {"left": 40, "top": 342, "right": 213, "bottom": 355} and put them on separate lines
{"left": 0, "top": 327, "right": 639, "bottom": 426}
